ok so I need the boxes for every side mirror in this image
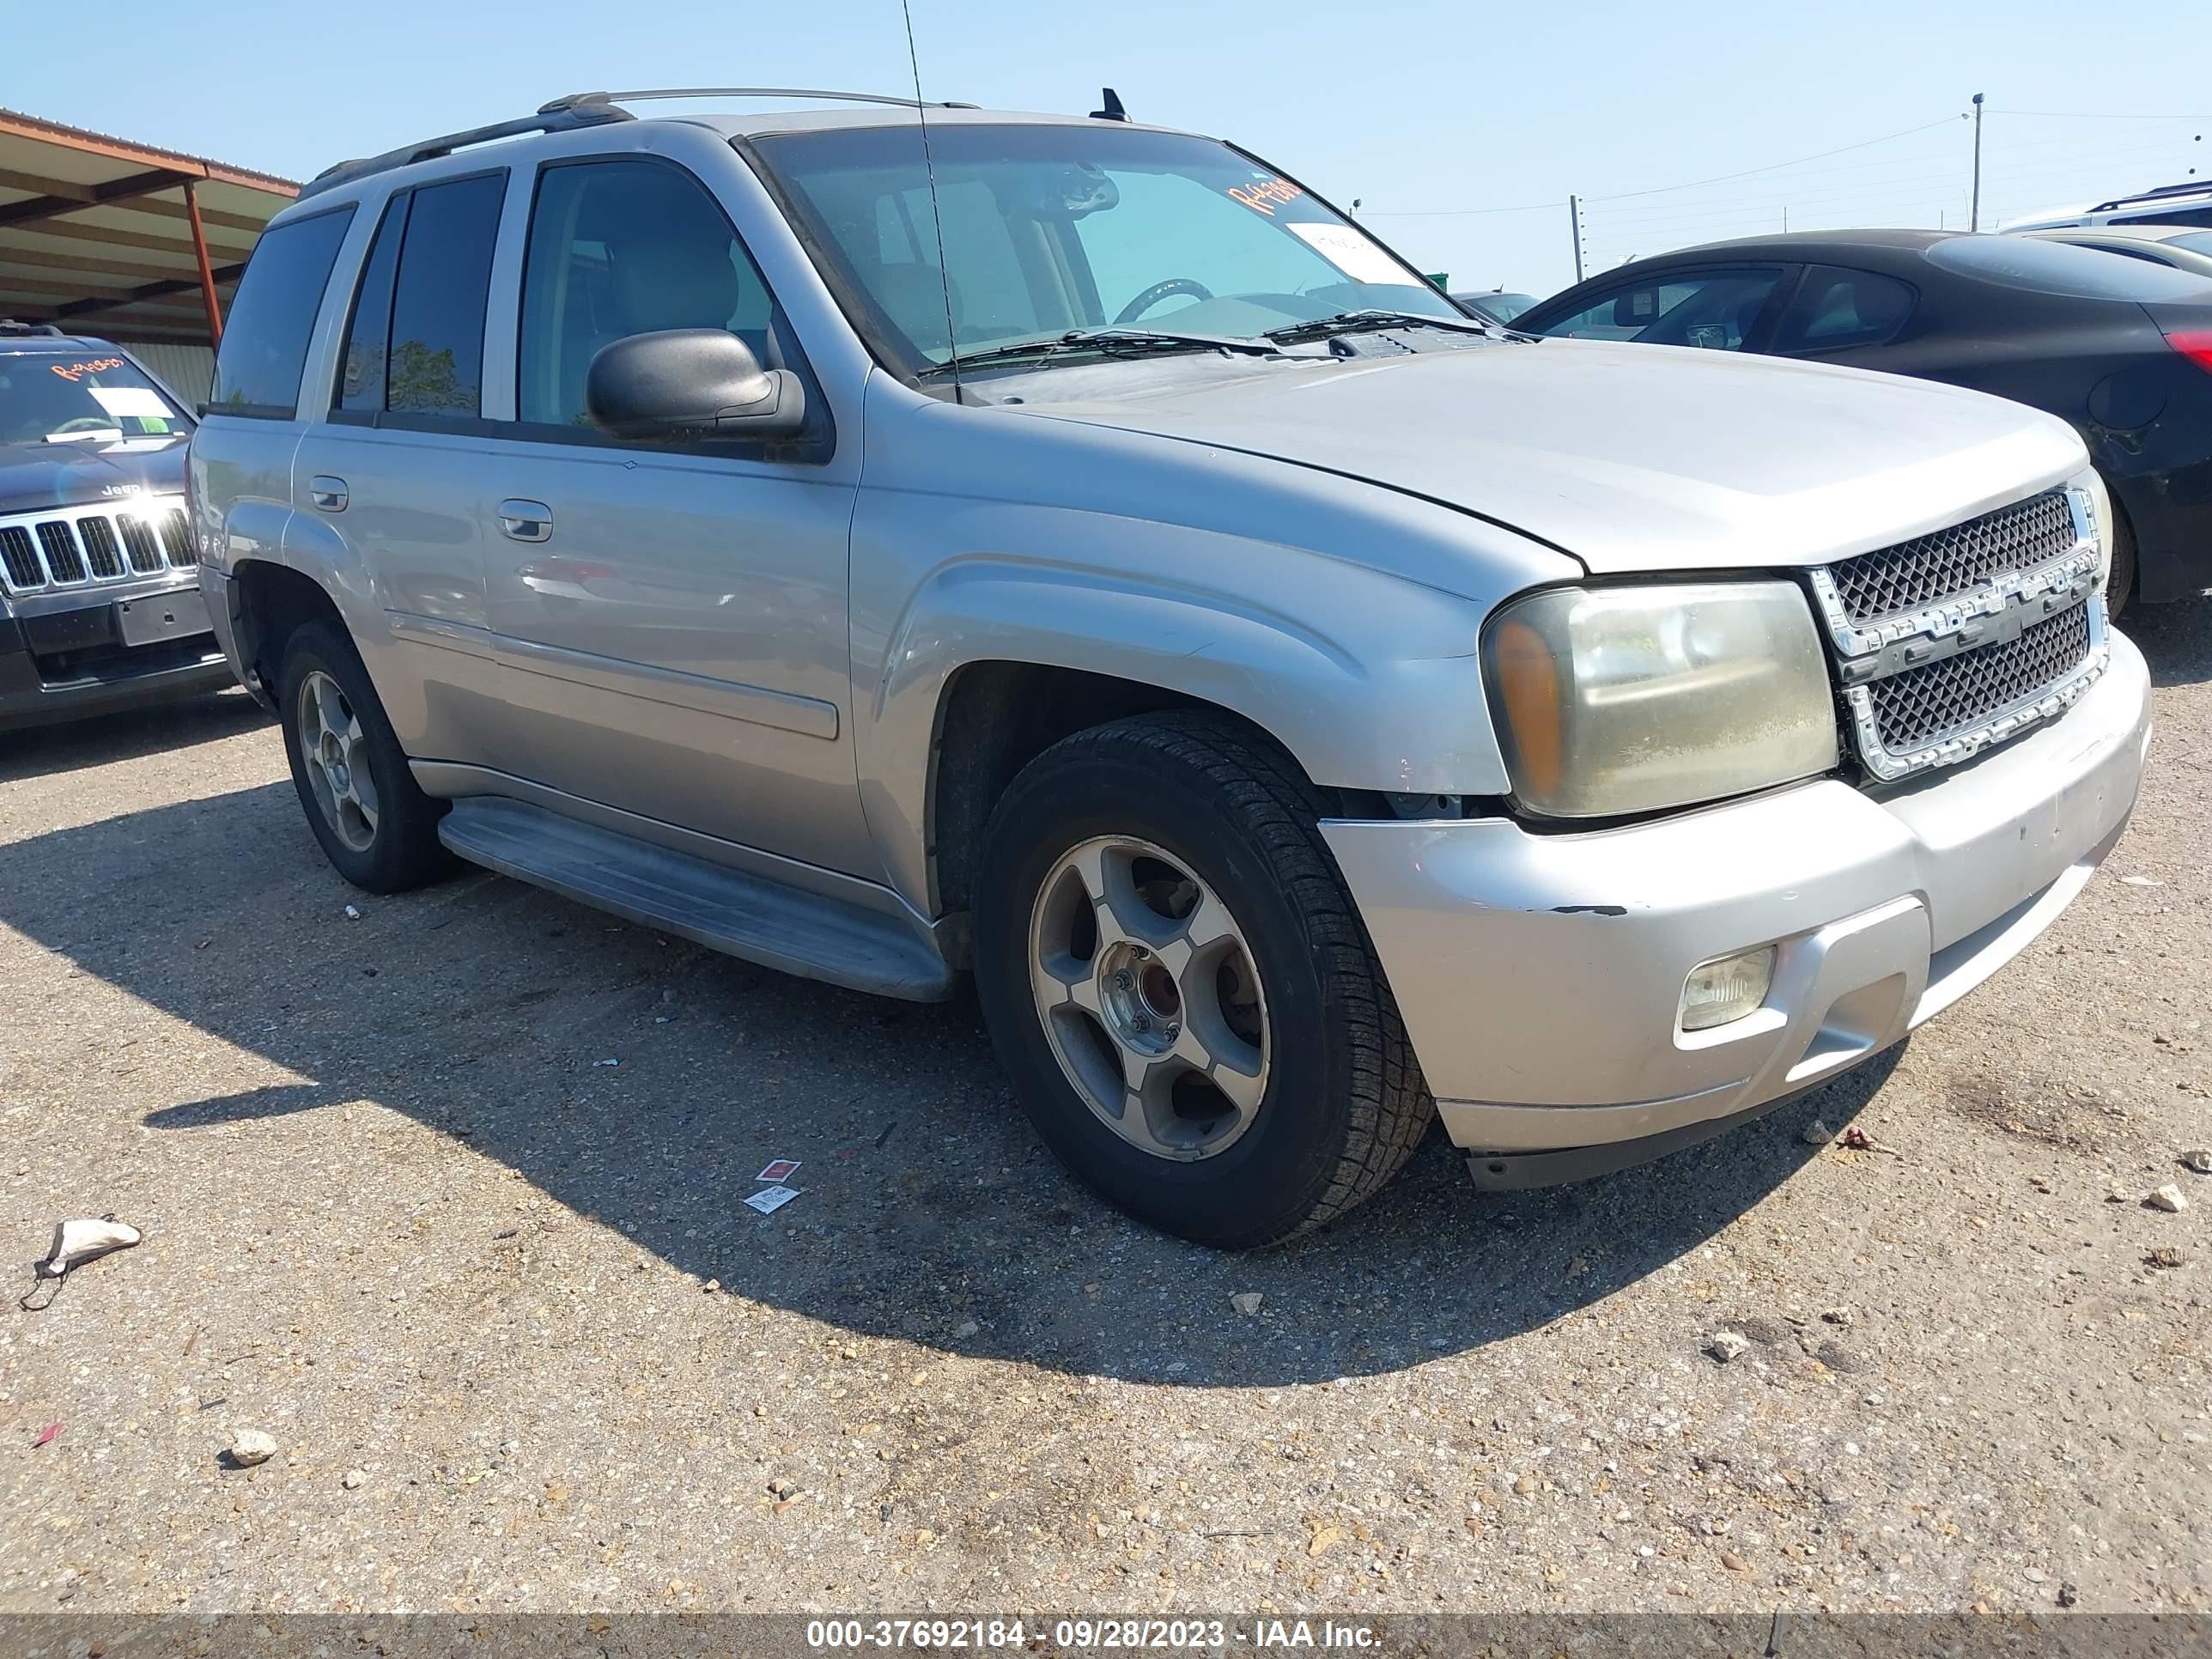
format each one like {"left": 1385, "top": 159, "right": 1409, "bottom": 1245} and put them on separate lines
{"left": 585, "top": 328, "right": 807, "bottom": 443}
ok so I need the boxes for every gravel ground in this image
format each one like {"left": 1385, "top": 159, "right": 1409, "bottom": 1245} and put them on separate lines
{"left": 0, "top": 603, "right": 2206, "bottom": 1620}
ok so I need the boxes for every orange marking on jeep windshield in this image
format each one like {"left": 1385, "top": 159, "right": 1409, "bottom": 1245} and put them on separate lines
{"left": 48, "top": 357, "right": 125, "bottom": 384}
{"left": 1226, "top": 178, "right": 1302, "bottom": 217}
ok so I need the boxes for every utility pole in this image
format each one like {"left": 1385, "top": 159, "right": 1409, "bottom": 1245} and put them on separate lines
{"left": 1568, "top": 194, "right": 1584, "bottom": 283}
{"left": 1969, "top": 93, "right": 1985, "bottom": 231}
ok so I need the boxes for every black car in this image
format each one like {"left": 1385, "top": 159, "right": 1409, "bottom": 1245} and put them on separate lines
{"left": 1512, "top": 231, "right": 2212, "bottom": 611}
{"left": 0, "top": 321, "right": 232, "bottom": 727}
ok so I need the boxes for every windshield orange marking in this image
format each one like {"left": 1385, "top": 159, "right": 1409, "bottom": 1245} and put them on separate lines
{"left": 49, "top": 357, "right": 125, "bottom": 384}
{"left": 1227, "top": 178, "right": 1302, "bottom": 217}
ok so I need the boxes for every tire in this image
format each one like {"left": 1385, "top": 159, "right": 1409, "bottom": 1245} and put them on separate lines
{"left": 2106, "top": 504, "right": 2137, "bottom": 619}
{"left": 276, "top": 618, "right": 451, "bottom": 893}
{"left": 973, "top": 711, "right": 1432, "bottom": 1249}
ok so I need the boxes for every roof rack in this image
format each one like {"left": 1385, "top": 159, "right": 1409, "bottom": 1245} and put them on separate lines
{"left": 296, "top": 102, "right": 637, "bottom": 200}
{"left": 542, "top": 88, "right": 979, "bottom": 115}
{"left": 295, "top": 88, "right": 986, "bottom": 203}
{"left": 0, "top": 319, "right": 66, "bottom": 337}
{"left": 2089, "top": 179, "right": 2211, "bottom": 211}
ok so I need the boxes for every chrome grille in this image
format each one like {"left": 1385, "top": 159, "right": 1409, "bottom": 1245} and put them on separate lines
{"left": 159, "top": 509, "right": 197, "bottom": 566}
{"left": 119, "top": 515, "right": 163, "bottom": 574}
{"left": 1829, "top": 491, "right": 2077, "bottom": 623}
{"left": 0, "top": 496, "right": 195, "bottom": 594}
{"left": 1812, "top": 485, "right": 2109, "bottom": 782}
{"left": 0, "top": 526, "right": 39, "bottom": 588}
{"left": 1865, "top": 605, "right": 2093, "bottom": 753}
{"left": 79, "top": 516, "right": 123, "bottom": 577}
{"left": 37, "top": 521, "right": 86, "bottom": 583}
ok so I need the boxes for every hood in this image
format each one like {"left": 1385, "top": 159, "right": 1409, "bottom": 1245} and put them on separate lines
{"left": 1012, "top": 340, "right": 2087, "bottom": 572}
{"left": 0, "top": 434, "right": 187, "bottom": 516}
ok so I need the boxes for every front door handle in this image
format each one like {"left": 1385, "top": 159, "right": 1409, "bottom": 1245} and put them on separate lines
{"left": 308, "top": 476, "right": 348, "bottom": 513}
{"left": 498, "top": 499, "right": 553, "bottom": 543}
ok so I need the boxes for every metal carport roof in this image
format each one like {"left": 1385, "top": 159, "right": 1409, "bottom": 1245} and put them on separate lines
{"left": 0, "top": 108, "right": 298, "bottom": 347}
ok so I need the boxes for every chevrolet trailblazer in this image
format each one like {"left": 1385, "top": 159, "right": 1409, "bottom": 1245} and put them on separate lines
{"left": 190, "top": 91, "right": 2150, "bottom": 1247}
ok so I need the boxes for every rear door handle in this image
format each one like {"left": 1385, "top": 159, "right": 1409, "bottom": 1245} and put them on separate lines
{"left": 498, "top": 499, "right": 553, "bottom": 543}
{"left": 308, "top": 476, "right": 348, "bottom": 513}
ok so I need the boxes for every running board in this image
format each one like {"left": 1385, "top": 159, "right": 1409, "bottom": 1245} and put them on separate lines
{"left": 437, "top": 798, "right": 953, "bottom": 1001}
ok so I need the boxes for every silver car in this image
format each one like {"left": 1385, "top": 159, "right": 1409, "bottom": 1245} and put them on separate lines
{"left": 191, "top": 90, "right": 2152, "bottom": 1248}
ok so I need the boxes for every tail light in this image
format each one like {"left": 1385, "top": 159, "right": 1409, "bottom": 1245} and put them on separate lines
{"left": 2162, "top": 326, "right": 2212, "bottom": 374}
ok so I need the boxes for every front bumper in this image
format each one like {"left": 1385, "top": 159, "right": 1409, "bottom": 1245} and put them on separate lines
{"left": 1322, "top": 629, "right": 2153, "bottom": 1160}
{"left": 0, "top": 580, "right": 234, "bottom": 729}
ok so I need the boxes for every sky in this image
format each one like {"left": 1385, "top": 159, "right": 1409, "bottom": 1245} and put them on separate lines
{"left": 9, "top": 0, "right": 2206, "bottom": 298}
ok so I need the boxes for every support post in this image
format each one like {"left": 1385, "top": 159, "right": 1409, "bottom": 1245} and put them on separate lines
{"left": 1969, "top": 94, "right": 1985, "bottom": 232}
{"left": 1568, "top": 194, "right": 1583, "bottom": 283}
{"left": 183, "top": 179, "right": 223, "bottom": 345}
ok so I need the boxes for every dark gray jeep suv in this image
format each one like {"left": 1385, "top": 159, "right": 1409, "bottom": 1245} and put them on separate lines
{"left": 0, "top": 322, "right": 233, "bottom": 728}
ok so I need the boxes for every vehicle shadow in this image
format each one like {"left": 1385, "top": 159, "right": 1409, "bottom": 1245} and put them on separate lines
{"left": 2127, "top": 592, "right": 2212, "bottom": 689}
{"left": 0, "top": 686, "right": 264, "bottom": 782}
{"left": 5, "top": 774, "right": 1894, "bottom": 1387}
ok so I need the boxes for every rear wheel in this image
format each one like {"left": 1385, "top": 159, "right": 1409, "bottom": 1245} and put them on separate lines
{"left": 973, "top": 712, "right": 1432, "bottom": 1248}
{"left": 276, "top": 619, "right": 450, "bottom": 893}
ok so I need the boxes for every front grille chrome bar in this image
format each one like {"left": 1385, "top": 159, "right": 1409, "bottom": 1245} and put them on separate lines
{"left": 0, "top": 495, "right": 196, "bottom": 596}
{"left": 1812, "top": 486, "right": 2107, "bottom": 784}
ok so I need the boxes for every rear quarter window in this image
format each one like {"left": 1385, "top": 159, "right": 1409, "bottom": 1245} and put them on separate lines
{"left": 1927, "top": 234, "right": 2212, "bottom": 302}
{"left": 210, "top": 205, "right": 356, "bottom": 417}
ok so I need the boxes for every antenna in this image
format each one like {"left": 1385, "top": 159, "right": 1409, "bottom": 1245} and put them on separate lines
{"left": 1091, "top": 88, "right": 1128, "bottom": 122}
{"left": 900, "top": 0, "right": 962, "bottom": 397}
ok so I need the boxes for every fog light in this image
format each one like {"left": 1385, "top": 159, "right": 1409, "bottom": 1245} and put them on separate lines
{"left": 1680, "top": 946, "right": 1776, "bottom": 1032}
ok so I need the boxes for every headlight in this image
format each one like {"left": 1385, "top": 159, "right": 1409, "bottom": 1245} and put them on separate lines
{"left": 1484, "top": 580, "right": 1838, "bottom": 818}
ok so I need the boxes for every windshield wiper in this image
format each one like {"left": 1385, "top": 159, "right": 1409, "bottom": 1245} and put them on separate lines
{"left": 1262, "top": 308, "right": 1503, "bottom": 345}
{"left": 918, "top": 327, "right": 1295, "bottom": 379}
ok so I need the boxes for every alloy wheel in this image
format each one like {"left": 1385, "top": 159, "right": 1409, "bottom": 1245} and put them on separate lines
{"left": 1027, "top": 836, "right": 1269, "bottom": 1161}
{"left": 296, "top": 669, "right": 380, "bottom": 854}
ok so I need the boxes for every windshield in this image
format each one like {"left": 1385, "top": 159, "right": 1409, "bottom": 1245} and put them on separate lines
{"left": 751, "top": 123, "right": 1458, "bottom": 374}
{"left": 0, "top": 350, "right": 191, "bottom": 444}
{"left": 2167, "top": 229, "right": 2212, "bottom": 258}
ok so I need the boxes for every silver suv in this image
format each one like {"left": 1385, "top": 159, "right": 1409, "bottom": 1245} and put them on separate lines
{"left": 191, "top": 90, "right": 2152, "bottom": 1247}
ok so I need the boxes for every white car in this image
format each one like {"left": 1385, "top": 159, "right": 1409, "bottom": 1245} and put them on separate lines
{"left": 2004, "top": 179, "right": 2212, "bottom": 232}
{"left": 2026, "top": 225, "right": 2212, "bottom": 280}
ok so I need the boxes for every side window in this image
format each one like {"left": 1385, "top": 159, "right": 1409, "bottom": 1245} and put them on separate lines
{"left": 517, "top": 159, "right": 784, "bottom": 430}
{"left": 2081, "top": 244, "right": 2169, "bottom": 266}
{"left": 210, "top": 205, "right": 356, "bottom": 416}
{"left": 1534, "top": 268, "right": 1781, "bottom": 349}
{"left": 336, "top": 194, "right": 408, "bottom": 414}
{"left": 385, "top": 173, "right": 504, "bottom": 419}
{"left": 1771, "top": 267, "right": 1916, "bottom": 353}
{"left": 2116, "top": 205, "right": 2212, "bottom": 228}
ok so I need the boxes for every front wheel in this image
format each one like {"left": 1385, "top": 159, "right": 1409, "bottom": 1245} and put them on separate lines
{"left": 2106, "top": 502, "right": 2137, "bottom": 618}
{"left": 973, "top": 712, "right": 1432, "bottom": 1248}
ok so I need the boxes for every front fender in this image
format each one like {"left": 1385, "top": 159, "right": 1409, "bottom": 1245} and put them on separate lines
{"left": 856, "top": 505, "right": 1515, "bottom": 916}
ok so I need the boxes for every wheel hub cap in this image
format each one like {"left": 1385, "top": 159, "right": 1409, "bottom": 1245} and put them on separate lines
{"left": 1028, "top": 836, "right": 1269, "bottom": 1163}
{"left": 1097, "top": 941, "right": 1180, "bottom": 1054}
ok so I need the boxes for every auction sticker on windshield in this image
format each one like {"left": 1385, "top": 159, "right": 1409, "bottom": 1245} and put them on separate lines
{"left": 89, "top": 386, "right": 171, "bottom": 420}
{"left": 1285, "top": 222, "right": 1422, "bottom": 287}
